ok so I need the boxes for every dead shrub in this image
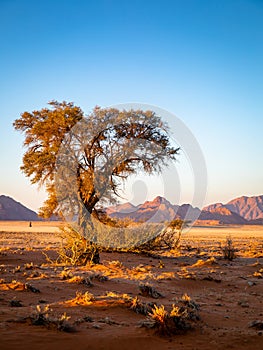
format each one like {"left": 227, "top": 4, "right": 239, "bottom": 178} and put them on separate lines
{"left": 25, "top": 305, "right": 75, "bottom": 332}
{"left": 141, "top": 294, "right": 200, "bottom": 336}
{"left": 130, "top": 296, "right": 154, "bottom": 315}
{"left": 139, "top": 283, "right": 164, "bottom": 299}
{"left": 220, "top": 236, "right": 237, "bottom": 261}
{"left": 136, "top": 219, "right": 190, "bottom": 253}
{"left": 45, "top": 226, "right": 100, "bottom": 266}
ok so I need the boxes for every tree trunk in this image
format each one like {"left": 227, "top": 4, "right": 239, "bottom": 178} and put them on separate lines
{"left": 77, "top": 192, "right": 100, "bottom": 264}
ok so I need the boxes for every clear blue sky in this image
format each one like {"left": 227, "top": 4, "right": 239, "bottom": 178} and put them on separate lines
{"left": 0, "top": 0, "right": 262, "bottom": 212}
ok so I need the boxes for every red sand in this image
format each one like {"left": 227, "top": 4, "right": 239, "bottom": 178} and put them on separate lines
{"left": 0, "top": 228, "right": 263, "bottom": 350}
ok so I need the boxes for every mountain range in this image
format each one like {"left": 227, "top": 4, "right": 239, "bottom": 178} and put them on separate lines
{"left": 107, "top": 195, "right": 263, "bottom": 225}
{"left": 1, "top": 194, "right": 263, "bottom": 225}
{"left": 204, "top": 196, "right": 263, "bottom": 221}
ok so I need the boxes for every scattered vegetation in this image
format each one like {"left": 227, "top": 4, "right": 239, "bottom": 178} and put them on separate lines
{"left": 25, "top": 305, "right": 75, "bottom": 332}
{"left": 220, "top": 236, "right": 237, "bottom": 261}
{"left": 44, "top": 226, "right": 100, "bottom": 265}
{"left": 130, "top": 296, "right": 154, "bottom": 315}
{"left": 70, "top": 291, "right": 95, "bottom": 305}
{"left": 43, "top": 217, "right": 189, "bottom": 267}
{"left": 141, "top": 294, "right": 200, "bottom": 335}
{"left": 253, "top": 269, "right": 263, "bottom": 279}
{"left": 24, "top": 262, "right": 35, "bottom": 270}
{"left": 190, "top": 257, "right": 216, "bottom": 268}
{"left": 2, "top": 226, "right": 263, "bottom": 346}
{"left": 67, "top": 275, "right": 93, "bottom": 286}
{"left": 139, "top": 283, "right": 164, "bottom": 299}
{"left": 24, "top": 282, "right": 40, "bottom": 293}
{"left": 137, "top": 219, "right": 189, "bottom": 253}
{"left": 9, "top": 299, "right": 23, "bottom": 307}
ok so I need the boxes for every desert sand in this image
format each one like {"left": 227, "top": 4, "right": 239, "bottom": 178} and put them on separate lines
{"left": 0, "top": 222, "right": 263, "bottom": 350}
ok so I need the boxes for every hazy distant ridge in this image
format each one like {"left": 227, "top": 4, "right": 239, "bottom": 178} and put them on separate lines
{"left": 108, "top": 195, "right": 263, "bottom": 225}
{"left": 0, "top": 195, "right": 40, "bottom": 221}
{"left": 1, "top": 194, "right": 263, "bottom": 224}
{"left": 204, "top": 195, "right": 263, "bottom": 221}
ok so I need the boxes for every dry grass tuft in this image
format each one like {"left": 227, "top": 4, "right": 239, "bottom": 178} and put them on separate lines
{"left": 130, "top": 296, "right": 154, "bottom": 315}
{"left": 69, "top": 291, "right": 95, "bottom": 306}
{"left": 24, "top": 305, "right": 75, "bottom": 332}
{"left": 139, "top": 283, "right": 164, "bottom": 299}
{"left": 190, "top": 257, "right": 217, "bottom": 268}
{"left": 141, "top": 294, "right": 200, "bottom": 336}
{"left": 219, "top": 236, "right": 237, "bottom": 261}
{"left": 67, "top": 275, "right": 93, "bottom": 286}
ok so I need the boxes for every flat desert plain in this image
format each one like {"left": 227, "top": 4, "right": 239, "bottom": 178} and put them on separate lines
{"left": 0, "top": 222, "right": 263, "bottom": 350}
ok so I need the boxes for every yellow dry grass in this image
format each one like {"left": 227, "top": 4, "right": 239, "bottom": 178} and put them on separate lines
{"left": 0, "top": 221, "right": 63, "bottom": 233}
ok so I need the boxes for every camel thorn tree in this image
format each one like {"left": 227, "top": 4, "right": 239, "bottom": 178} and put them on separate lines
{"left": 14, "top": 101, "right": 179, "bottom": 263}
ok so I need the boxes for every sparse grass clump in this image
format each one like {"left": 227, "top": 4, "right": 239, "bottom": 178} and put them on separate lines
{"left": 73, "top": 291, "right": 95, "bottom": 305}
{"left": 60, "top": 269, "right": 93, "bottom": 285}
{"left": 146, "top": 305, "right": 170, "bottom": 333}
{"left": 141, "top": 294, "right": 200, "bottom": 336}
{"left": 139, "top": 283, "right": 164, "bottom": 299}
{"left": 107, "top": 260, "right": 123, "bottom": 268}
{"left": 220, "top": 236, "right": 237, "bottom": 261}
{"left": 130, "top": 296, "right": 154, "bottom": 315}
{"left": 24, "top": 262, "right": 35, "bottom": 270}
{"left": 180, "top": 293, "right": 200, "bottom": 321}
{"left": 68, "top": 275, "right": 93, "bottom": 286}
{"left": 26, "top": 305, "right": 75, "bottom": 332}
{"left": 60, "top": 269, "right": 73, "bottom": 280}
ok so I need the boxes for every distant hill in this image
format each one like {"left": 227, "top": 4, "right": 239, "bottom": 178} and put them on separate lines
{"left": 0, "top": 195, "right": 40, "bottom": 221}
{"left": 204, "top": 195, "right": 263, "bottom": 221}
{"left": 199, "top": 207, "right": 248, "bottom": 225}
{"left": 108, "top": 196, "right": 202, "bottom": 223}
{"left": 108, "top": 196, "right": 178, "bottom": 222}
{"left": 1, "top": 193, "right": 262, "bottom": 225}
{"left": 226, "top": 195, "right": 263, "bottom": 220}
{"left": 108, "top": 195, "right": 263, "bottom": 225}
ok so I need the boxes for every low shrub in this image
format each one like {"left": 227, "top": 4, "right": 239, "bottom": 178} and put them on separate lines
{"left": 141, "top": 294, "right": 200, "bottom": 336}
{"left": 27, "top": 305, "right": 75, "bottom": 332}
{"left": 220, "top": 236, "right": 237, "bottom": 261}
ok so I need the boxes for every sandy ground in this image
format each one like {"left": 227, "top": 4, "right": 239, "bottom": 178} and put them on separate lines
{"left": 0, "top": 223, "right": 263, "bottom": 350}
{"left": 0, "top": 221, "right": 62, "bottom": 233}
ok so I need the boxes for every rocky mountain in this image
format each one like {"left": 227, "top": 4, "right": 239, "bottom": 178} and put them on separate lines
{"left": 108, "top": 195, "right": 263, "bottom": 225}
{"left": 226, "top": 195, "right": 263, "bottom": 220}
{"left": 0, "top": 195, "right": 40, "bottom": 221}
{"left": 204, "top": 195, "right": 263, "bottom": 221}
{"left": 1, "top": 193, "right": 262, "bottom": 225}
{"left": 199, "top": 206, "right": 248, "bottom": 225}
{"left": 106, "top": 202, "right": 137, "bottom": 215}
{"left": 108, "top": 196, "right": 203, "bottom": 224}
{"left": 108, "top": 196, "right": 178, "bottom": 222}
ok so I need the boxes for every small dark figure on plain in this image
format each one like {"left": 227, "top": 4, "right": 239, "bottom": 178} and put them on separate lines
{"left": 29, "top": 221, "right": 32, "bottom": 227}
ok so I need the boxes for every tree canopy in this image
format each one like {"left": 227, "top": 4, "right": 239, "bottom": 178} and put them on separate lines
{"left": 14, "top": 101, "right": 179, "bottom": 230}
